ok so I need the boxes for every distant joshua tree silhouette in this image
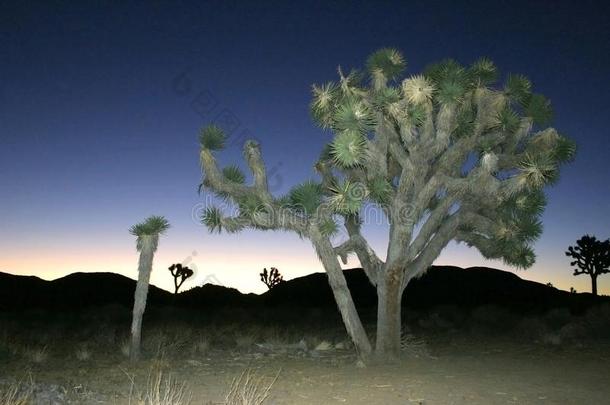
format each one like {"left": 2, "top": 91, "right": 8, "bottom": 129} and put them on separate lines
{"left": 260, "top": 267, "right": 283, "bottom": 290}
{"left": 546, "top": 282, "right": 554, "bottom": 288}
{"left": 570, "top": 287, "right": 577, "bottom": 294}
{"left": 168, "top": 263, "right": 194, "bottom": 294}
{"left": 565, "top": 235, "right": 610, "bottom": 296}
{"left": 128, "top": 215, "right": 170, "bottom": 361}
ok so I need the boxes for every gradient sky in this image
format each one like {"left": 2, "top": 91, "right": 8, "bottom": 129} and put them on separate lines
{"left": 1, "top": 0, "right": 609, "bottom": 295}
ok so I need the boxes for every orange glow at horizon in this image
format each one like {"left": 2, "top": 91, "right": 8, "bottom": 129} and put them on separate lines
{"left": 1, "top": 240, "right": 608, "bottom": 296}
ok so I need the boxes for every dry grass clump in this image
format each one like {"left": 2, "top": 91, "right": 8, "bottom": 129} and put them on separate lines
{"left": 235, "top": 333, "right": 257, "bottom": 350}
{"left": 121, "top": 339, "right": 132, "bottom": 358}
{"left": 123, "top": 367, "right": 192, "bottom": 405}
{"left": 0, "top": 379, "right": 33, "bottom": 405}
{"left": 191, "top": 335, "right": 210, "bottom": 356}
{"left": 225, "top": 368, "right": 280, "bottom": 405}
{"left": 75, "top": 345, "right": 91, "bottom": 361}
{"left": 25, "top": 345, "right": 48, "bottom": 364}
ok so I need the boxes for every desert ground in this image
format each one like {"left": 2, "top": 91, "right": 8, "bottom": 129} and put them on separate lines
{"left": 1, "top": 304, "right": 610, "bottom": 405}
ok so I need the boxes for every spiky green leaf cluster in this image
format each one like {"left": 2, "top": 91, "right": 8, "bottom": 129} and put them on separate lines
{"left": 437, "top": 79, "right": 466, "bottom": 105}
{"left": 469, "top": 57, "right": 498, "bottom": 86}
{"left": 494, "top": 216, "right": 542, "bottom": 245}
{"left": 288, "top": 181, "right": 323, "bottom": 215}
{"left": 424, "top": 59, "right": 468, "bottom": 85}
{"left": 516, "top": 153, "right": 559, "bottom": 189}
{"left": 328, "top": 180, "right": 367, "bottom": 214}
{"left": 454, "top": 106, "right": 476, "bottom": 138}
{"left": 510, "top": 190, "right": 547, "bottom": 216}
{"left": 367, "top": 177, "right": 393, "bottom": 205}
{"left": 236, "top": 194, "right": 266, "bottom": 218}
{"left": 504, "top": 74, "right": 532, "bottom": 104}
{"left": 318, "top": 217, "right": 339, "bottom": 237}
{"left": 199, "top": 125, "right": 226, "bottom": 150}
{"left": 524, "top": 94, "right": 553, "bottom": 125}
{"left": 552, "top": 135, "right": 577, "bottom": 163}
{"left": 338, "top": 69, "right": 365, "bottom": 97}
{"left": 493, "top": 107, "right": 521, "bottom": 133}
{"left": 310, "top": 82, "right": 338, "bottom": 128}
{"left": 222, "top": 165, "right": 246, "bottom": 183}
{"left": 503, "top": 244, "right": 536, "bottom": 269}
{"left": 332, "top": 100, "right": 376, "bottom": 135}
{"left": 402, "top": 75, "right": 435, "bottom": 105}
{"left": 406, "top": 104, "right": 427, "bottom": 127}
{"left": 330, "top": 131, "right": 368, "bottom": 167}
{"left": 372, "top": 87, "right": 401, "bottom": 111}
{"left": 129, "top": 215, "right": 170, "bottom": 237}
{"left": 201, "top": 207, "right": 223, "bottom": 233}
{"left": 423, "top": 60, "right": 473, "bottom": 106}
{"left": 366, "top": 48, "right": 406, "bottom": 80}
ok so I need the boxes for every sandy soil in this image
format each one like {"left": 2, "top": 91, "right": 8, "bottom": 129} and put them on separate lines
{"left": 2, "top": 337, "right": 609, "bottom": 404}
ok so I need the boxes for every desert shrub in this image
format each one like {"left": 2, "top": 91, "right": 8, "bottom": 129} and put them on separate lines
{"left": 431, "top": 305, "right": 467, "bottom": 330}
{"left": 544, "top": 307, "right": 572, "bottom": 330}
{"left": 143, "top": 328, "right": 196, "bottom": 360}
{"left": 513, "top": 317, "right": 549, "bottom": 342}
{"left": 558, "top": 320, "right": 588, "bottom": 343}
{"left": 417, "top": 311, "right": 454, "bottom": 331}
{"left": 469, "top": 305, "right": 517, "bottom": 334}
{"left": 581, "top": 303, "right": 610, "bottom": 339}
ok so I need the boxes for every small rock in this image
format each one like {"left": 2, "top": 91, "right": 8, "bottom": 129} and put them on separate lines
{"left": 315, "top": 340, "right": 332, "bottom": 351}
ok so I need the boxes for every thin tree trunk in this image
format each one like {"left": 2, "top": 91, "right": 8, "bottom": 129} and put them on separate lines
{"left": 310, "top": 232, "right": 372, "bottom": 360}
{"left": 375, "top": 268, "right": 403, "bottom": 360}
{"left": 130, "top": 236, "right": 156, "bottom": 361}
{"left": 591, "top": 275, "right": 598, "bottom": 296}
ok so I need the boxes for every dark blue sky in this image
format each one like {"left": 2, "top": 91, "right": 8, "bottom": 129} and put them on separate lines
{"left": 1, "top": 0, "right": 609, "bottom": 293}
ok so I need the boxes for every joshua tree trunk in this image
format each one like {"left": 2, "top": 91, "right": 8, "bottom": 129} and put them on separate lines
{"left": 311, "top": 230, "right": 372, "bottom": 360}
{"left": 130, "top": 235, "right": 156, "bottom": 361}
{"left": 375, "top": 270, "right": 403, "bottom": 359}
{"left": 591, "top": 275, "right": 598, "bottom": 296}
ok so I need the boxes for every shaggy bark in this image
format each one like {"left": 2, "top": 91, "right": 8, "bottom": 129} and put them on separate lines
{"left": 310, "top": 228, "right": 373, "bottom": 358}
{"left": 130, "top": 235, "right": 157, "bottom": 361}
{"left": 375, "top": 267, "right": 403, "bottom": 359}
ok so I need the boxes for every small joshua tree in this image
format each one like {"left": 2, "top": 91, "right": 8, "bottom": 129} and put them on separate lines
{"left": 197, "top": 49, "right": 575, "bottom": 361}
{"left": 168, "top": 263, "right": 194, "bottom": 294}
{"left": 566, "top": 235, "right": 610, "bottom": 296}
{"left": 260, "top": 267, "right": 284, "bottom": 289}
{"left": 129, "top": 215, "right": 170, "bottom": 361}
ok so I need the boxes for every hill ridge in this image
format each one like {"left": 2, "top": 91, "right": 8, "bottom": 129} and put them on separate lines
{"left": 0, "top": 266, "right": 606, "bottom": 312}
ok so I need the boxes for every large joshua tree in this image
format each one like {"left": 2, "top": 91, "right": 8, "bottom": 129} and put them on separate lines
{"left": 197, "top": 49, "right": 575, "bottom": 361}
{"left": 129, "top": 215, "right": 170, "bottom": 361}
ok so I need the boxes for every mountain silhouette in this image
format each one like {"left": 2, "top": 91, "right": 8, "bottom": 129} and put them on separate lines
{"left": 0, "top": 266, "right": 606, "bottom": 313}
{"left": 0, "top": 271, "right": 171, "bottom": 310}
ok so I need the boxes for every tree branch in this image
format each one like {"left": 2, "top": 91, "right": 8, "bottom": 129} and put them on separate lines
{"left": 404, "top": 210, "right": 462, "bottom": 287}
